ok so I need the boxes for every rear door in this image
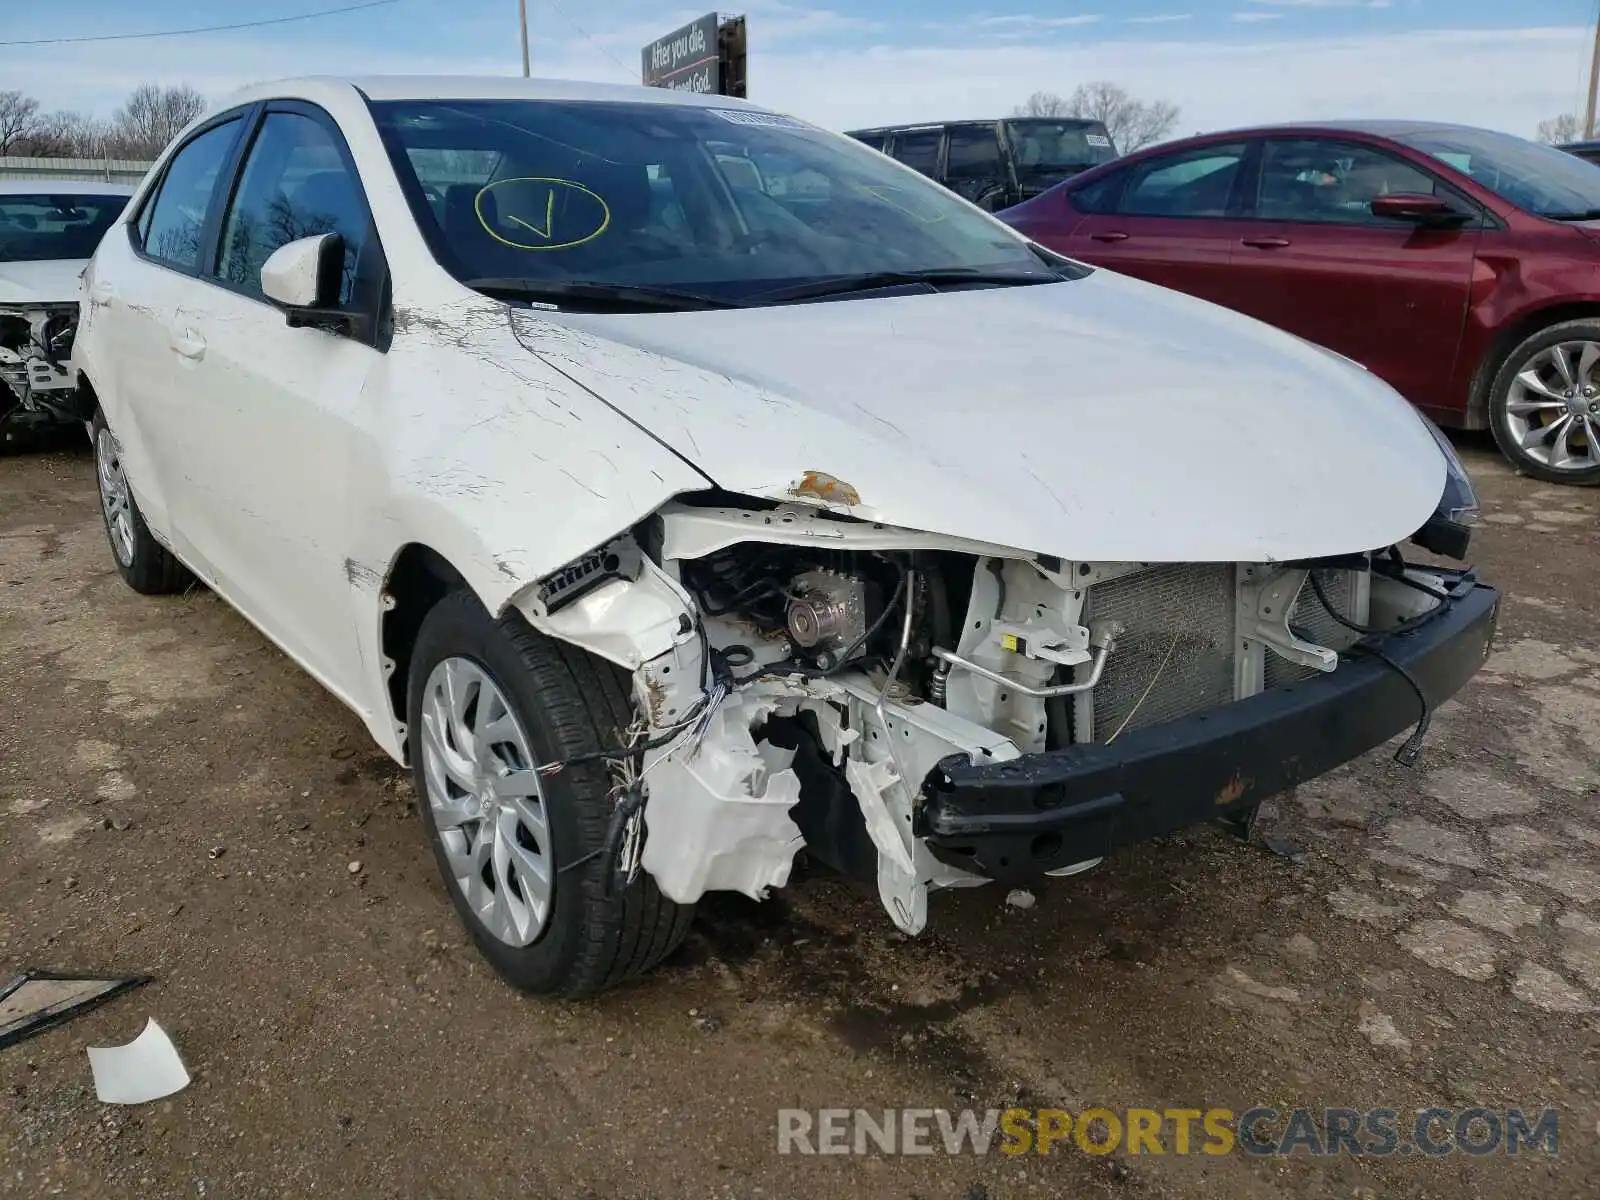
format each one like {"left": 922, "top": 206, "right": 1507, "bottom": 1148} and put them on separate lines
{"left": 93, "top": 113, "right": 250, "bottom": 540}
{"left": 1063, "top": 140, "right": 1253, "bottom": 306}
{"left": 1224, "top": 136, "right": 1480, "bottom": 410}
{"left": 942, "top": 124, "right": 1009, "bottom": 210}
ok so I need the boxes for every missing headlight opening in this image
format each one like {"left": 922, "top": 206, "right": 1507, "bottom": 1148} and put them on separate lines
{"left": 0, "top": 303, "right": 82, "bottom": 425}
{"left": 513, "top": 499, "right": 1485, "bottom": 940}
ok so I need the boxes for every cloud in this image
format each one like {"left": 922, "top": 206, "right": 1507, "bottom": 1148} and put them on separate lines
{"left": 976, "top": 14, "right": 1104, "bottom": 29}
{"left": 1125, "top": 13, "right": 1194, "bottom": 23}
{"left": 0, "top": 20, "right": 1585, "bottom": 145}
{"left": 1245, "top": 0, "right": 1392, "bottom": 7}
{"left": 1231, "top": 10, "right": 1284, "bottom": 19}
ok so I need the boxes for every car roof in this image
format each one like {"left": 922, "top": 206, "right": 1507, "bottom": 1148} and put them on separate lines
{"left": 1150, "top": 118, "right": 1508, "bottom": 145}
{"left": 846, "top": 117, "right": 1101, "bottom": 135}
{"left": 0, "top": 178, "right": 136, "bottom": 196}
{"left": 209, "top": 74, "right": 764, "bottom": 114}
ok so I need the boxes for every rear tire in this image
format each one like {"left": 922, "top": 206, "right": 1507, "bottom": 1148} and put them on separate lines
{"left": 1487, "top": 320, "right": 1600, "bottom": 485}
{"left": 407, "top": 590, "right": 693, "bottom": 997}
{"left": 91, "top": 409, "right": 191, "bottom": 594}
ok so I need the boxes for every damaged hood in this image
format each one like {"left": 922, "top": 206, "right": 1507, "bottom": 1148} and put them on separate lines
{"left": 510, "top": 269, "right": 1447, "bottom": 564}
{"left": 0, "top": 259, "right": 85, "bottom": 306}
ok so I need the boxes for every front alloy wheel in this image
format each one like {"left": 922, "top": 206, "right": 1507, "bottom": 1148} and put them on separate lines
{"left": 1490, "top": 323, "right": 1600, "bottom": 485}
{"left": 418, "top": 656, "right": 553, "bottom": 947}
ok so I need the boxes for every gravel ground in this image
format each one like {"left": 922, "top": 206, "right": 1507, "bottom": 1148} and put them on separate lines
{"left": 1, "top": 434, "right": 1597, "bottom": 1200}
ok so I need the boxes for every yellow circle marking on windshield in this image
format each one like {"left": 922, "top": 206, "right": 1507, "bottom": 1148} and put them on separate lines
{"left": 860, "top": 184, "right": 947, "bottom": 224}
{"left": 475, "top": 177, "right": 611, "bottom": 251}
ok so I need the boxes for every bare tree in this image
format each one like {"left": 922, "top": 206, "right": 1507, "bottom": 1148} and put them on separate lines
{"left": 0, "top": 90, "right": 43, "bottom": 155}
{"left": 1013, "top": 91, "right": 1070, "bottom": 119}
{"left": 109, "top": 84, "right": 205, "bottom": 158}
{"left": 1537, "top": 113, "right": 1584, "bottom": 145}
{"left": 1060, "top": 81, "right": 1179, "bottom": 152}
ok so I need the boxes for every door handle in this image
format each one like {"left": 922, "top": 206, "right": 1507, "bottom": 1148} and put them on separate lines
{"left": 1090, "top": 231, "right": 1130, "bottom": 242}
{"left": 170, "top": 327, "right": 206, "bottom": 361}
{"left": 1241, "top": 236, "right": 1292, "bottom": 249}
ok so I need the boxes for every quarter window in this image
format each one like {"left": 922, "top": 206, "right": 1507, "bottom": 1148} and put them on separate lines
{"left": 215, "top": 111, "right": 368, "bottom": 303}
{"left": 1256, "top": 138, "right": 1441, "bottom": 225}
{"left": 139, "top": 119, "right": 242, "bottom": 271}
{"left": 891, "top": 129, "right": 942, "bottom": 178}
{"left": 1119, "top": 143, "right": 1248, "bottom": 218}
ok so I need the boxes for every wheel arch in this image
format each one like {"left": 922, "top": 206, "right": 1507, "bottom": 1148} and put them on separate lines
{"left": 1468, "top": 300, "right": 1600, "bottom": 427}
{"left": 379, "top": 542, "right": 478, "bottom": 758}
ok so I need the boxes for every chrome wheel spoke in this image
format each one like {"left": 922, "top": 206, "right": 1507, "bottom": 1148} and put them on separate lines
{"left": 1578, "top": 342, "right": 1600, "bottom": 382}
{"left": 1548, "top": 344, "right": 1577, "bottom": 389}
{"left": 1522, "top": 412, "right": 1572, "bottom": 451}
{"left": 504, "top": 829, "right": 552, "bottom": 924}
{"left": 1514, "top": 369, "right": 1565, "bottom": 402}
{"left": 1506, "top": 396, "right": 1567, "bottom": 417}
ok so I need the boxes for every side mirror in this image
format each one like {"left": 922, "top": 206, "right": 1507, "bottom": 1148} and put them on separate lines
{"left": 261, "top": 233, "right": 341, "bottom": 308}
{"left": 1369, "top": 192, "right": 1466, "bottom": 225}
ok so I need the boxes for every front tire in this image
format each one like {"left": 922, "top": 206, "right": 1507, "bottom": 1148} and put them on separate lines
{"left": 407, "top": 591, "right": 693, "bottom": 997}
{"left": 91, "top": 409, "right": 191, "bottom": 593}
{"left": 1487, "top": 320, "right": 1600, "bottom": 485}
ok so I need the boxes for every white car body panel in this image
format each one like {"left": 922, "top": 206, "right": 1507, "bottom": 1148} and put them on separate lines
{"left": 0, "top": 259, "right": 88, "bottom": 304}
{"left": 73, "top": 76, "right": 1464, "bottom": 942}
{"left": 513, "top": 270, "right": 1444, "bottom": 566}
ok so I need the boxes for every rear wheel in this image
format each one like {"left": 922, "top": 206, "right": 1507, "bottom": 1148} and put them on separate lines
{"left": 407, "top": 591, "right": 693, "bottom": 997}
{"left": 91, "top": 409, "right": 191, "bottom": 593}
{"left": 1487, "top": 321, "right": 1600, "bottom": 485}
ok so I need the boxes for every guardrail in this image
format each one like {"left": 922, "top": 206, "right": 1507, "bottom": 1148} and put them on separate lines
{"left": 0, "top": 156, "right": 155, "bottom": 186}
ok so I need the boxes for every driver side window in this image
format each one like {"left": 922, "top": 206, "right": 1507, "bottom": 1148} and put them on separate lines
{"left": 213, "top": 111, "right": 369, "bottom": 303}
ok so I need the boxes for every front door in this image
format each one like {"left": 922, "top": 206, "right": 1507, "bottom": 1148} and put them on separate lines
{"left": 1223, "top": 136, "right": 1479, "bottom": 411}
{"left": 161, "top": 105, "right": 386, "bottom": 699}
{"left": 1063, "top": 140, "right": 1253, "bottom": 309}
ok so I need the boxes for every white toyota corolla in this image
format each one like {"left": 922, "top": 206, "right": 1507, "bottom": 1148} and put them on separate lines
{"left": 76, "top": 76, "right": 1499, "bottom": 996}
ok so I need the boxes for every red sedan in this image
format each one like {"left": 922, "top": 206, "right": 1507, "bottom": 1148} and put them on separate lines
{"left": 1001, "top": 120, "right": 1600, "bottom": 485}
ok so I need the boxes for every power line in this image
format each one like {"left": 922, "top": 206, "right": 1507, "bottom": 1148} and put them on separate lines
{"left": 0, "top": 0, "right": 400, "bottom": 49}
{"left": 544, "top": 0, "right": 636, "bottom": 81}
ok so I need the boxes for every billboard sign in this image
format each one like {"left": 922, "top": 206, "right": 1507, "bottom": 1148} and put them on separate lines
{"left": 641, "top": 13, "right": 722, "bottom": 95}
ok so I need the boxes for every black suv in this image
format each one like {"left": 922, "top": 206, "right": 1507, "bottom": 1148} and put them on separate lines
{"left": 846, "top": 118, "right": 1119, "bottom": 211}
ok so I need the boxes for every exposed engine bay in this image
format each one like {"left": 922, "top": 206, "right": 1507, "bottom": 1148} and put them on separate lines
{"left": 0, "top": 303, "right": 81, "bottom": 427}
{"left": 516, "top": 498, "right": 1460, "bottom": 936}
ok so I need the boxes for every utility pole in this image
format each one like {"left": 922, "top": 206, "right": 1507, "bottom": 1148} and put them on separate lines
{"left": 1587, "top": 6, "right": 1600, "bottom": 138}
{"left": 519, "top": 0, "right": 531, "bottom": 77}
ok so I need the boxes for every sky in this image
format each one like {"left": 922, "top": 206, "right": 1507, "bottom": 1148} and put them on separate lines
{"left": 3, "top": 0, "right": 1598, "bottom": 140}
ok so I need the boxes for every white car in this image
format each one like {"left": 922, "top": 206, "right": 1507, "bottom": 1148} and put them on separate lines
{"left": 0, "top": 179, "right": 134, "bottom": 446}
{"left": 76, "top": 77, "right": 1500, "bottom": 997}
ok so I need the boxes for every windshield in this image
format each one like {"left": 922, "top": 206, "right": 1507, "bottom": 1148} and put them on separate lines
{"left": 369, "top": 99, "right": 1061, "bottom": 307}
{"left": 1390, "top": 126, "right": 1600, "bottom": 219}
{"left": 0, "top": 193, "right": 126, "bottom": 262}
{"left": 1005, "top": 119, "right": 1118, "bottom": 187}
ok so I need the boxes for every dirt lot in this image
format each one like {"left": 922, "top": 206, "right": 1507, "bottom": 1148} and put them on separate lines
{"left": 1, "top": 435, "right": 1597, "bottom": 1199}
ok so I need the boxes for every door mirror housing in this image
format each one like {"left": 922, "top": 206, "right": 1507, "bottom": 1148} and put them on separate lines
{"left": 261, "top": 233, "right": 341, "bottom": 308}
{"left": 1369, "top": 192, "right": 1467, "bottom": 225}
{"left": 259, "top": 233, "right": 369, "bottom": 337}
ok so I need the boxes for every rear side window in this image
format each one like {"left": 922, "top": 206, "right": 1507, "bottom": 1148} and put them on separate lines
{"left": 1120, "top": 143, "right": 1248, "bottom": 218}
{"left": 215, "top": 111, "right": 370, "bottom": 303}
{"left": 853, "top": 133, "right": 888, "bottom": 153}
{"left": 1070, "top": 170, "right": 1125, "bottom": 215}
{"left": 891, "top": 129, "right": 942, "bottom": 178}
{"left": 138, "top": 120, "right": 242, "bottom": 272}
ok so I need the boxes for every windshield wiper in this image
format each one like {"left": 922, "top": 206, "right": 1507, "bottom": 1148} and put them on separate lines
{"left": 748, "top": 268, "right": 1064, "bottom": 305}
{"left": 462, "top": 278, "right": 742, "bottom": 311}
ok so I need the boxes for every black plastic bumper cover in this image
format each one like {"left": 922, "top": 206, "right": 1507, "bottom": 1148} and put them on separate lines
{"left": 919, "top": 575, "right": 1501, "bottom": 883}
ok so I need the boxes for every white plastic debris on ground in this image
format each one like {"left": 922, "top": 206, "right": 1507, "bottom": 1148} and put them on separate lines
{"left": 87, "top": 1017, "right": 191, "bottom": 1104}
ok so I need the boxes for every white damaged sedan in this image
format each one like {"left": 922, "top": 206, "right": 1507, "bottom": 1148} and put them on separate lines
{"left": 76, "top": 77, "right": 1500, "bottom": 996}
